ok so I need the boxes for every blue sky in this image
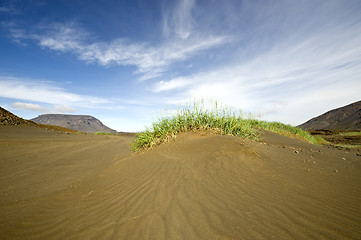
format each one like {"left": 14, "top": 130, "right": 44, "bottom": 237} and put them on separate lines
{"left": 1, "top": 0, "right": 360, "bottom": 132}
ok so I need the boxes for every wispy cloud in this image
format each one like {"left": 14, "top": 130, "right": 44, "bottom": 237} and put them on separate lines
{"left": 0, "top": 7, "right": 11, "bottom": 13}
{"left": 0, "top": 76, "right": 109, "bottom": 109}
{"left": 153, "top": 16, "right": 361, "bottom": 124}
{"left": 162, "top": 0, "right": 195, "bottom": 39}
{"left": 0, "top": 5, "right": 18, "bottom": 14}
{"left": 2, "top": 0, "right": 360, "bottom": 130}
{"left": 1, "top": 22, "right": 28, "bottom": 45}
{"left": 1, "top": 0, "right": 233, "bottom": 80}
{"left": 12, "top": 102, "right": 49, "bottom": 112}
{"left": 153, "top": 77, "right": 192, "bottom": 92}
{"left": 36, "top": 22, "right": 88, "bottom": 52}
{"left": 4, "top": 18, "right": 232, "bottom": 80}
{"left": 11, "top": 102, "right": 76, "bottom": 113}
{"left": 54, "top": 105, "right": 76, "bottom": 113}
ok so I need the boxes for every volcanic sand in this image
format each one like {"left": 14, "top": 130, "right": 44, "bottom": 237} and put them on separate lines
{"left": 0, "top": 125, "right": 360, "bottom": 239}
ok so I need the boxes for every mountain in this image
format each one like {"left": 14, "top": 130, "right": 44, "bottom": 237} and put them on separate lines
{"left": 1, "top": 107, "right": 37, "bottom": 126}
{"left": 31, "top": 114, "right": 117, "bottom": 134}
{"left": 298, "top": 100, "right": 361, "bottom": 130}
{"left": 1, "top": 107, "right": 76, "bottom": 132}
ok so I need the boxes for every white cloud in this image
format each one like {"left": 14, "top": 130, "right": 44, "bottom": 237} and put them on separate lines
{"left": 0, "top": 6, "right": 17, "bottom": 14}
{"left": 1, "top": 22, "right": 28, "bottom": 45}
{"left": 153, "top": 77, "right": 192, "bottom": 92}
{"left": 11, "top": 102, "right": 75, "bottom": 114}
{"left": 0, "top": 76, "right": 109, "bottom": 108}
{"left": 31, "top": 23, "right": 231, "bottom": 80}
{"left": 162, "top": 0, "right": 195, "bottom": 39}
{"left": 37, "top": 22, "right": 86, "bottom": 52}
{"left": 153, "top": 19, "right": 361, "bottom": 125}
{"left": 3, "top": 2, "right": 232, "bottom": 81}
{"left": 0, "top": 7, "right": 10, "bottom": 12}
{"left": 2, "top": 0, "right": 360, "bottom": 130}
{"left": 0, "top": 17, "right": 231, "bottom": 81}
{"left": 12, "top": 102, "right": 49, "bottom": 112}
{"left": 54, "top": 105, "right": 75, "bottom": 113}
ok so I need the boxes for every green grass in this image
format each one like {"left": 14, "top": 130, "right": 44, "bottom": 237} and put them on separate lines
{"left": 131, "top": 100, "right": 325, "bottom": 151}
{"left": 331, "top": 144, "right": 361, "bottom": 149}
{"left": 94, "top": 132, "right": 116, "bottom": 135}
{"left": 339, "top": 131, "right": 361, "bottom": 136}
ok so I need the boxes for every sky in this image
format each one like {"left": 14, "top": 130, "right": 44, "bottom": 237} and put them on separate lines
{"left": 0, "top": 0, "right": 360, "bottom": 132}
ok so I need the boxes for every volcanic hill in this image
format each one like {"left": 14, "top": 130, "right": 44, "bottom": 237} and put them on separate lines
{"left": 1, "top": 107, "right": 76, "bottom": 133}
{"left": 1, "top": 107, "right": 37, "bottom": 126}
{"left": 298, "top": 100, "right": 361, "bottom": 130}
{"left": 32, "top": 114, "right": 117, "bottom": 134}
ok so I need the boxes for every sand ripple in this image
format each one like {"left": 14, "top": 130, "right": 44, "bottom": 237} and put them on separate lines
{"left": 1, "top": 129, "right": 360, "bottom": 239}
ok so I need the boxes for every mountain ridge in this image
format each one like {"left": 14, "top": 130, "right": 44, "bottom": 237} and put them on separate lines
{"left": 298, "top": 100, "right": 361, "bottom": 130}
{"left": 31, "top": 114, "right": 117, "bottom": 134}
{"left": 1, "top": 107, "right": 37, "bottom": 126}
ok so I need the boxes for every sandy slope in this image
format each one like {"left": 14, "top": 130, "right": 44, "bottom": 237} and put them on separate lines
{"left": 0, "top": 126, "right": 360, "bottom": 239}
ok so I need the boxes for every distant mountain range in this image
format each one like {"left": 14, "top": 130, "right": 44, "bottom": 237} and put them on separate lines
{"left": 298, "top": 100, "right": 361, "bottom": 130}
{"left": 31, "top": 114, "right": 117, "bottom": 134}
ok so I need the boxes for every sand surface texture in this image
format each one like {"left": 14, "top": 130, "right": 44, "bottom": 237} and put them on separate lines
{"left": 1, "top": 126, "right": 361, "bottom": 239}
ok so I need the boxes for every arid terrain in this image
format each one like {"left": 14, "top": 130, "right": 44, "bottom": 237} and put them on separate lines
{"left": 1, "top": 124, "right": 360, "bottom": 239}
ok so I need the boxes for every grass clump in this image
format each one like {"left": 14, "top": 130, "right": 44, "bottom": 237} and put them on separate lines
{"left": 131, "top": 100, "right": 323, "bottom": 151}
{"left": 94, "top": 132, "right": 115, "bottom": 135}
{"left": 332, "top": 144, "right": 361, "bottom": 149}
{"left": 339, "top": 131, "right": 361, "bottom": 136}
{"left": 247, "top": 119, "right": 326, "bottom": 144}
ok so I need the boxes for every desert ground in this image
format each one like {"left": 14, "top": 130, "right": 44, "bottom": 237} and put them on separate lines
{"left": 0, "top": 125, "right": 361, "bottom": 239}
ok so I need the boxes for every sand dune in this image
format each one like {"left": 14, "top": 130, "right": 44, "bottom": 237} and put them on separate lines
{"left": 1, "top": 126, "right": 360, "bottom": 239}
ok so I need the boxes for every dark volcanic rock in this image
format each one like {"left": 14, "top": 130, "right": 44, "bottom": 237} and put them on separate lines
{"left": 298, "top": 100, "right": 361, "bottom": 130}
{"left": 31, "top": 114, "right": 117, "bottom": 134}
{"left": 0, "top": 107, "right": 37, "bottom": 126}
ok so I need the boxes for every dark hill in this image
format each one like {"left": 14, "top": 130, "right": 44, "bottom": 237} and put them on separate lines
{"left": 0, "top": 107, "right": 37, "bottom": 126}
{"left": 31, "top": 114, "right": 117, "bottom": 134}
{"left": 1, "top": 107, "right": 76, "bottom": 132}
{"left": 298, "top": 100, "right": 361, "bottom": 130}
